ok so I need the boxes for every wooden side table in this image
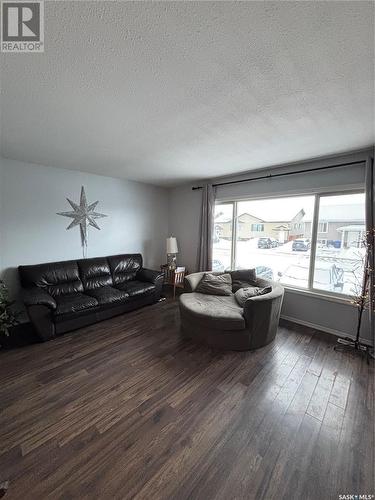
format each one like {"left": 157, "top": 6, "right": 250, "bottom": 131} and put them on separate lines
{"left": 161, "top": 266, "right": 186, "bottom": 299}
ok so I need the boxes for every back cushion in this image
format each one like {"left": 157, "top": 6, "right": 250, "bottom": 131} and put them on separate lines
{"left": 78, "top": 257, "right": 113, "bottom": 290}
{"left": 230, "top": 269, "right": 257, "bottom": 292}
{"left": 18, "top": 260, "right": 84, "bottom": 297}
{"left": 108, "top": 254, "right": 143, "bottom": 285}
{"left": 195, "top": 273, "right": 233, "bottom": 296}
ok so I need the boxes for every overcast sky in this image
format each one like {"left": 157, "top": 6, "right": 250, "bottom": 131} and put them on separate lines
{"left": 215, "top": 193, "right": 365, "bottom": 222}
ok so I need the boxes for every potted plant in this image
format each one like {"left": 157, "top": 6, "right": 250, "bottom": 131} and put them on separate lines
{"left": 0, "top": 280, "right": 20, "bottom": 348}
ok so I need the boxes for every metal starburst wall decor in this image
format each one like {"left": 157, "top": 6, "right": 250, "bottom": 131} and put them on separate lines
{"left": 57, "top": 186, "right": 107, "bottom": 258}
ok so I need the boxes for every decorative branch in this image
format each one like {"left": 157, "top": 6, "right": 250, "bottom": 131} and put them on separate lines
{"left": 349, "top": 228, "right": 374, "bottom": 342}
{"left": 350, "top": 229, "right": 374, "bottom": 306}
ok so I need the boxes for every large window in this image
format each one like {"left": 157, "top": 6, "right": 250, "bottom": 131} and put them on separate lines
{"left": 212, "top": 192, "right": 366, "bottom": 298}
{"left": 312, "top": 193, "right": 366, "bottom": 295}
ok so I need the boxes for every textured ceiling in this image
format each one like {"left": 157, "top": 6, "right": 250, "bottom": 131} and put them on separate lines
{"left": 0, "top": 1, "right": 374, "bottom": 186}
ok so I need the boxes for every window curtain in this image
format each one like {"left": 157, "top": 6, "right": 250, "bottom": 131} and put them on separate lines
{"left": 365, "top": 156, "right": 374, "bottom": 338}
{"left": 196, "top": 184, "right": 216, "bottom": 271}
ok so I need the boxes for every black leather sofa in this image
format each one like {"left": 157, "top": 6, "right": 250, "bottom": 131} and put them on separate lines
{"left": 19, "top": 254, "right": 164, "bottom": 341}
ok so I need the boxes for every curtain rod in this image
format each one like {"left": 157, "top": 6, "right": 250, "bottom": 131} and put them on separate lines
{"left": 191, "top": 160, "right": 365, "bottom": 191}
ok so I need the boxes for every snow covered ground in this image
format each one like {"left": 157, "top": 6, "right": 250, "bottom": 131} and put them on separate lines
{"left": 213, "top": 238, "right": 364, "bottom": 295}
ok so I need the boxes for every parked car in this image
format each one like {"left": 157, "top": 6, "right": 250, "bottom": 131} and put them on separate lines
{"left": 212, "top": 259, "right": 225, "bottom": 272}
{"left": 258, "top": 237, "right": 278, "bottom": 249}
{"left": 235, "top": 264, "right": 274, "bottom": 280}
{"left": 277, "top": 262, "right": 344, "bottom": 292}
{"left": 255, "top": 266, "right": 274, "bottom": 280}
{"left": 292, "top": 239, "right": 310, "bottom": 252}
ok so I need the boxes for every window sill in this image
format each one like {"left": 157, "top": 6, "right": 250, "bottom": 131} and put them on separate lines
{"left": 282, "top": 286, "right": 355, "bottom": 306}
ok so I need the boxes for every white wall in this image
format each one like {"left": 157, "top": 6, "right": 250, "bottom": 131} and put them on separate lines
{"left": 0, "top": 158, "right": 169, "bottom": 299}
{"left": 0, "top": 151, "right": 372, "bottom": 344}
{"left": 168, "top": 150, "right": 373, "bottom": 343}
{"left": 168, "top": 185, "right": 202, "bottom": 272}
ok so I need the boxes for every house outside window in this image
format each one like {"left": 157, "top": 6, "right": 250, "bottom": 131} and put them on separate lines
{"left": 212, "top": 192, "right": 366, "bottom": 298}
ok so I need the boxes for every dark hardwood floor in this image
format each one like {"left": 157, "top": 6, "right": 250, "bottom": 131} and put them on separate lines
{"left": 0, "top": 299, "right": 373, "bottom": 499}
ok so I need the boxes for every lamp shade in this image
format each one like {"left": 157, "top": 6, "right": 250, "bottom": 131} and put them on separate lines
{"left": 166, "top": 236, "right": 178, "bottom": 254}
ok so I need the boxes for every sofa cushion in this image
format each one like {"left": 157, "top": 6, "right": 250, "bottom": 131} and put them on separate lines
{"left": 195, "top": 273, "right": 232, "bottom": 296}
{"left": 85, "top": 286, "right": 129, "bottom": 305}
{"left": 116, "top": 280, "right": 155, "bottom": 297}
{"left": 234, "top": 286, "right": 273, "bottom": 307}
{"left": 19, "top": 260, "right": 84, "bottom": 297}
{"left": 108, "top": 254, "right": 143, "bottom": 285}
{"left": 78, "top": 257, "right": 113, "bottom": 290}
{"left": 230, "top": 269, "right": 257, "bottom": 292}
{"left": 179, "top": 293, "right": 245, "bottom": 330}
{"left": 54, "top": 293, "right": 98, "bottom": 315}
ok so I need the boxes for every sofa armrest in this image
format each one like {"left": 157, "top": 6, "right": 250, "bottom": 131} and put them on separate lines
{"left": 137, "top": 268, "right": 164, "bottom": 285}
{"left": 22, "top": 287, "right": 57, "bottom": 311}
{"left": 243, "top": 280, "right": 284, "bottom": 306}
{"left": 242, "top": 280, "right": 284, "bottom": 349}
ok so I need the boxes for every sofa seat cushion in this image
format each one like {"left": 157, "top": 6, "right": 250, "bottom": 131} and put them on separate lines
{"left": 116, "top": 280, "right": 155, "bottom": 297}
{"left": 85, "top": 286, "right": 129, "bottom": 305}
{"left": 179, "top": 293, "right": 245, "bottom": 331}
{"left": 55, "top": 293, "right": 99, "bottom": 315}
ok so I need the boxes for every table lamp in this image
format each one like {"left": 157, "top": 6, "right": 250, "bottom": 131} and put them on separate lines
{"left": 166, "top": 236, "right": 178, "bottom": 269}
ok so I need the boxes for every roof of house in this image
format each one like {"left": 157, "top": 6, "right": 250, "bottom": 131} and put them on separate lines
{"left": 215, "top": 202, "right": 364, "bottom": 225}
{"left": 215, "top": 210, "right": 301, "bottom": 224}
{"left": 337, "top": 225, "right": 366, "bottom": 232}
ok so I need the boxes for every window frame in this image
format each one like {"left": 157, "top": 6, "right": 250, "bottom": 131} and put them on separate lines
{"left": 309, "top": 190, "right": 365, "bottom": 299}
{"left": 214, "top": 201, "right": 236, "bottom": 271}
{"left": 213, "top": 189, "right": 365, "bottom": 302}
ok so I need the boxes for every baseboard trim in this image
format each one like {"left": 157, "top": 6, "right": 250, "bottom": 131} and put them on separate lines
{"left": 280, "top": 315, "right": 373, "bottom": 347}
